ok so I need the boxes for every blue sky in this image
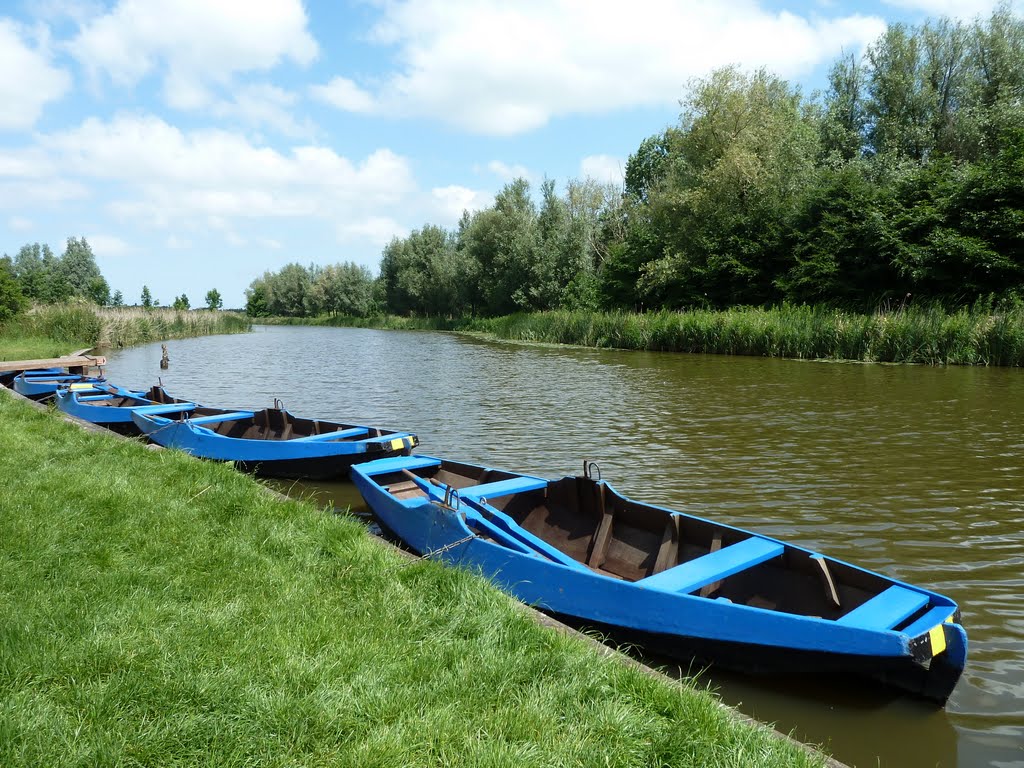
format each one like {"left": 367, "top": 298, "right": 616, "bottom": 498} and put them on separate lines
{"left": 0, "top": 0, "right": 1008, "bottom": 308}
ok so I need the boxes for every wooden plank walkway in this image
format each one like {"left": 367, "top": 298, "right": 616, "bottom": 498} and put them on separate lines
{"left": 0, "top": 349, "right": 107, "bottom": 373}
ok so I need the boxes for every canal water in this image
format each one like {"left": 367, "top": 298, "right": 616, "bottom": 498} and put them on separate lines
{"left": 104, "top": 324, "right": 1024, "bottom": 768}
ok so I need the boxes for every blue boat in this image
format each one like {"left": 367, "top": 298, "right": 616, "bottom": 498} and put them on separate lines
{"left": 351, "top": 455, "right": 968, "bottom": 704}
{"left": 54, "top": 383, "right": 196, "bottom": 434}
{"left": 132, "top": 403, "right": 419, "bottom": 479}
{"left": 13, "top": 370, "right": 106, "bottom": 400}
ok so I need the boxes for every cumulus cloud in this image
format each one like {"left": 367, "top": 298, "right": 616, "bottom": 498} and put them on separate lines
{"left": 0, "top": 20, "right": 71, "bottom": 130}
{"left": 431, "top": 185, "right": 492, "bottom": 221}
{"left": 86, "top": 233, "right": 132, "bottom": 255}
{"left": 71, "top": 0, "right": 317, "bottom": 109}
{"left": 314, "top": 0, "right": 887, "bottom": 135}
{"left": 24, "top": 114, "right": 415, "bottom": 248}
{"left": 310, "top": 76, "right": 377, "bottom": 112}
{"left": 486, "top": 160, "right": 535, "bottom": 182}
{"left": 580, "top": 155, "right": 624, "bottom": 186}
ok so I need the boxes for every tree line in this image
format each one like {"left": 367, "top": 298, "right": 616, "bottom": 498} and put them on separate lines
{"left": 249, "top": 6, "right": 1024, "bottom": 320}
{"left": 0, "top": 237, "right": 225, "bottom": 322}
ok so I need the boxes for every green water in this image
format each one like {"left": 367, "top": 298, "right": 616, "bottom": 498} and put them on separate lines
{"left": 106, "top": 325, "right": 1024, "bottom": 768}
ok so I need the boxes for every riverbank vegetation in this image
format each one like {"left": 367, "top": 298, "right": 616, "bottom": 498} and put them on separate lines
{"left": 0, "top": 304, "right": 250, "bottom": 361}
{"left": 0, "top": 392, "right": 826, "bottom": 767}
{"left": 248, "top": 7, "right": 1024, "bottom": 367}
{"left": 265, "top": 303, "right": 1024, "bottom": 365}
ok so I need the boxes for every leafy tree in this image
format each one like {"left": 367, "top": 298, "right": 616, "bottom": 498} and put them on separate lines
{"left": 310, "top": 262, "right": 376, "bottom": 317}
{"left": 111, "top": 289, "right": 124, "bottom": 307}
{"left": 86, "top": 276, "right": 110, "bottom": 306}
{"left": 459, "top": 179, "right": 540, "bottom": 315}
{"left": 205, "top": 288, "right": 223, "bottom": 310}
{"left": 140, "top": 285, "right": 153, "bottom": 309}
{"left": 172, "top": 294, "right": 190, "bottom": 310}
{"left": 59, "top": 237, "right": 103, "bottom": 297}
{"left": 0, "top": 259, "right": 27, "bottom": 321}
{"left": 245, "top": 278, "right": 270, "bottom": 316}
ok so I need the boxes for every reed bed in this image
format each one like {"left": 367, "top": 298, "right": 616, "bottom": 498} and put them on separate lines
{"left": 468, "top": 305, "right": 1024, "bottom": 366}
{"left": 0, "top": 304, "right": 250, "bottom": 360}
{"left": 260, "top": 304, "right": 1024, "bottom": 365}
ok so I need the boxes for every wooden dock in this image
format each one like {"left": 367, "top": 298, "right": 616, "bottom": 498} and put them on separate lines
{"left": 0, "top": 348, "right": 106, "bottom": 374}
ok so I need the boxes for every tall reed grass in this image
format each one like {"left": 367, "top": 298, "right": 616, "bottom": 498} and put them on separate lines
{"left": 0, "top": 303, "right": 251, "bottom": 360}
{"left": 275, "top": 305, "right": 1024, "bottom": 366}
{"left": 466, "top": 305, "right": 1024, "bottom": 365}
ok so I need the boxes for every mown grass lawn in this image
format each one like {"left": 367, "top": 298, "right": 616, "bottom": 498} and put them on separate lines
{"left": 0, "top": 392, "right": 827, "bottom": 767}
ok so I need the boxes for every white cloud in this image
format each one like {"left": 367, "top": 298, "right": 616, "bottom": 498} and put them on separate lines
{"left": 882, "top": 0, "right": 1001, "bottom": 18}
{"left": 8, "top": 216, "right": 33, "bottom": 232}
{"left": 487, "top": 160, "right": 535, "bottom": 182}
{"left": 72, "top": 0, "right": 317, "bottom": 109}
{"left": 339, "top": 216, "right": 406, "bottom": 245}
{"left": 431, "top": 185, "right": 492, "bottom": 221}
{"left": 316, "top": 0, "right": 886, "bottom": 135}
{"left": 20, "top": 114, "right": 415, "bottom": 250}
{"left": 0, "top": 20, "right": 71, "bottom": 130}
{"left": 86, "top": 233, "right": 132, "bottom": 255}
{"left": 310, "top": 76, "right": 377, "bottom": 112}
{"left": 211, "top": 84, "right": 314, "bottom": 138}
{"left": 580, "top": 155, "right": 624, "bottom": 186}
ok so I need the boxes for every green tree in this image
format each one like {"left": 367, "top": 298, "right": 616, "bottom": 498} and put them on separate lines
{"left": 111, "top": 289, "right": 124, "bottom": 307}
{"left": 0, "top": 258, "right": 27, "bottom": 321}
{"left": 59, "top": 237, "right": 103, "bottom": 297}
{"left": 204, "top": 288, "right": 223, "bottom": 310}
{"left": 310, "top": 262, "right": 376, "bottom": 317}
{"left": 245, "top": 278, "right": 270, "bottom": 317}
{"left": 140, "top": 285, "right": 153, "bottom": 309}
{"left": 635, "top": 67, "right": 820, "bottom": 308}
{"left": 172, "top": 294, "right": 190, "bottom": 310}
{"left": 86, "top": 276, "right": 110, "bottom": 306}
{"left": 459, "top": 179, "right": 540, "bottom": 315}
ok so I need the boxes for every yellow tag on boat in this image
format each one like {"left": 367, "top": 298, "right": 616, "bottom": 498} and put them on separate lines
{"left": 390, "top": 438, "right": 405, "bottom": 450}
{"left": 929, "top": 625, "right": 947, "bottom": 656}
{"left": 70, "top": 383, "right": 94, "bottom": 391}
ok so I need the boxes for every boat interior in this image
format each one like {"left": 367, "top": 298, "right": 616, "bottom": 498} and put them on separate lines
{"left": 79, "top": 385, "right": 187, "bottom": 409}
{"left": 378, "top": 460, "right": 946, "bottom": 629}
{"left": 161, "top": 406, "right": 394, "bottom": 442}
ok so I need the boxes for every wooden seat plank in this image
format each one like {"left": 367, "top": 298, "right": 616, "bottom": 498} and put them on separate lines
{"left": 638, "top": 537, "right": 784, "bottom": 594}
{"left": 457, "top": 476, "right": 548, "bottom": 500}
{"left": 835, "top": 585, "right": 930, "bottom": 630}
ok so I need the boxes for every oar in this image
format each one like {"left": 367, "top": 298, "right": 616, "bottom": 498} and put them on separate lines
{"left": 399, "top": 469, "right": 575, "bottom": 565}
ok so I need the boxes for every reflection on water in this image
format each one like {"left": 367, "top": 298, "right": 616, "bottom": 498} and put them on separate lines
{"left": 105, "top": 325, "right": 1024, "bottom": 768}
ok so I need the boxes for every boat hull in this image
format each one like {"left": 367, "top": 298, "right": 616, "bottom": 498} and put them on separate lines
{"left": 352, "top": 455, "right": 967, "bottom": 705}
{"left": 13, "top": 373, "right": 105, "bottom": 400}
{"left": 54, "top": 386, "right": 194, "bottom": 435}
{"left": 132, "top": 409, "right": 418, "bottom": 480}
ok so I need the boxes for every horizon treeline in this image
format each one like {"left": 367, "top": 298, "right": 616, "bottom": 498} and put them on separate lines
{"left": 246, "top": 7, "right": 1024, "bottom": 320}
{"left": 0, "top": 238, "right": 118, "bottom": 321}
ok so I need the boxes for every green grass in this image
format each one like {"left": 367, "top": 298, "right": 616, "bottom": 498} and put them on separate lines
{"left": 0, "top": 304, "right": 251, "bottom": 362}
{"left": 280, "top": 305, "right": 1024, "bottom": 365}
{"left": 0, "top": 393, "right": 825, "bottom": 768}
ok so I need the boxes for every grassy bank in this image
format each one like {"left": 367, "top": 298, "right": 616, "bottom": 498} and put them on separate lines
{"left": 268, "top": 304, "right": 1024, "bottom": 365}
{"left": 0, "top": 392, "right": 826, "bottom": 767}
{"left": 0, "top": 304, "right": 251, "bottom": 361}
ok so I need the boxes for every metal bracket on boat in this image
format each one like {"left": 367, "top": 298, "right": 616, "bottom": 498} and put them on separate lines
{"left": 584, "top": 460, "right": 602, "bottom": 481}
{"left": 273, "top": 397, "right": 284, "bottom": 410}
{"left": 442, "top": 484, "right": 461, "bottom": 511}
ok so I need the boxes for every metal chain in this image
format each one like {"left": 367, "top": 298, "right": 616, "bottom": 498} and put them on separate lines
{"left": 401, "top": 533, "right": 476, "bottom": 566}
